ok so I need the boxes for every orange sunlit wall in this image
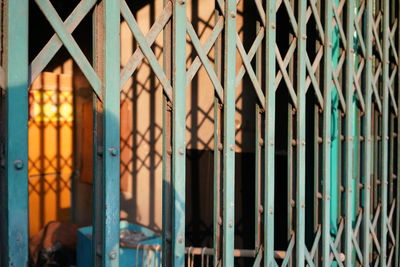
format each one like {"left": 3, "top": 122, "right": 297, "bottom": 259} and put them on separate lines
{"left": 28, "top": 72, "right": 73, "bottom": 236}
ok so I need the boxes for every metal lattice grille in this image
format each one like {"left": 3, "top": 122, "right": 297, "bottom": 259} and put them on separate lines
{"left": 0, "top": 0, "right": 399, "bottom": 266}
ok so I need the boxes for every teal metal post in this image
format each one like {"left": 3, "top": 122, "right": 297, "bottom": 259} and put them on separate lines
{"left": 296, "top": 0, "right": 307, "bottom": 265}
{"left": 380, "top": 0, "right": 390, "bottom": 265}
{"left": 102, "top": 0, "right": 120, "bottom": 266}
{"left": 362, "top": 0, "right": 373, "bottom": 265}
{"left": 162, "top": 0, "right": 172, "bottom": 264}
{"left": 322, "top": 0, "right": 333, "bottom": 266}
{"left": 330, "top": 0, "right": 340, "bottom": 241}
{"left": 222, "top": 0, "right": 236, "bottom": 266}
{"left": 2, "top": 0, "right": 29, "bottom": 265}
{"left": 264, "top": 0, "right": 276, "bottom": 266}
{"left": 344, "top": 0, "right": 355, "bottom": 264}
{"left": 171, "top": 0, "right": 186, "bottom": 265}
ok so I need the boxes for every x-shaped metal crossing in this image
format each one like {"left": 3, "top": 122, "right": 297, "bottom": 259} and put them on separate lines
{"left": 33, "top": 0, "right": 101, "bottom": 98}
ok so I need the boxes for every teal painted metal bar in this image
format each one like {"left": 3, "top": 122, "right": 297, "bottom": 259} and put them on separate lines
{"left": 264, "top": 0, "right": 276, "bottom": 265}
{"left": 380, "top": 0, "right": 390, "bottom": 265}
{"left": 344, "top": 0, "right": 355, "bottom": 264}
{"left": 322, "top": 0, "right": 333, "bottom": 266}
{"left": 92, "top": 3, "right": 102, "bottom": 266}
{"left": 362, "top": 0, "right": 373, "bottom": 265}
{"left": 222, "top": 0, "right": 236, "bottom": 265}
{"left": 162, "top": 0, "right": 172, "bottom": 264}
{"left": 171, "top": 0, "right": 186, "bottom": 265}
{"left": 102, "top": 0, "right": 120, "bottom": 266}
{"left": 1, "top": 0, "right": 29, "bottom": 265}
{"left": 296, "top": 0, "right": 307, "bottom": 265}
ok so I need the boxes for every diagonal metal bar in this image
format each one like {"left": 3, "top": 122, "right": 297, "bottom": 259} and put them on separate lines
{"left": 187, "top": 16, "right": 224, "bottom": 88}
{"left": 236, "top": 34, "right": 265, "bottom": 108}
{"left": 281, "top": 234, "right": 295, "bottom": 267}
{"left": 388, "top": 67, "right": 398, "bottom": 115}
{"left": 35, "top": 0, "right": 101, "bottom": 97}
{"left": 275, "top": 39, "right": 296, "bottom": 88}
{"left": 332, "top": 70, "right": 346, "bottom": 113}
{"left": 186, "top": 20, "right": 224, "bottom": 101}
{"left": 389, "top": 20, "right": 398, "bottom": 63}
{"left": 275, "top": 46, "right": 297, "bottom": 106}
{"left": 332, "top": 4, "right": 347, "bottom": 50}
{"left": 254, "top": 0, "right": 265, "bottom": 27}
{"left": 235, "top": 27, "right": 264, "bottom": 87}
{"left": 310, "top": 225, "right": 321, "bottom": 258}
{"left": 304, "top": 249, "right": 315, "bottom": 267}
{"left": 282, "top": 0, "right": 298, "bottom": 36}
{"left": 121, "top": 0, "right": 173, "bottom": 101}
{"left": 252, "top": 246, "right": 263, "bottom": 267}
{"left": 308, "top": 0, "right": 324, "bottom": 44}
{"left": 329, "top": 239, "right": 344, "bottom": 267}
{"left": 120, "top": 1, "right": 172, "bottom": 90}
{"left": 372, "top": 13, "right": 383, "bottom": 60}
{"left": 305, "top": 53, "right": 323, "bottom": 108}
{"left": 353, "top": 73, "right": 366, "bottom": 112}
{"left": 354, "top": 20, "right": 366, "bottom": 57}
{"left": 30, "top": 0, "right": 97, "bottom": 84}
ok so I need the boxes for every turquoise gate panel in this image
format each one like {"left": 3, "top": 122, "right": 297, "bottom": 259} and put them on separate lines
{"left": 0, "top": 0, "right": 399, "bottom": 266}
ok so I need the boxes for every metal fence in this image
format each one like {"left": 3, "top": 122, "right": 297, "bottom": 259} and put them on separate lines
{"left": 0, "top": 0, "right": 399, "bottom": 266}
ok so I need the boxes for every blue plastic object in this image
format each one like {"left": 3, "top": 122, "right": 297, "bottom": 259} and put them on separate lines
{"left": 77, "top": 221, "right": 161, "bottom": 266}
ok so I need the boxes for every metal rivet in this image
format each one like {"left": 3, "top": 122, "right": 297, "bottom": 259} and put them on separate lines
{"left": 300, "top": 203, "right": 305, "bottom": 208}
{"left": 109, "top": 147, "right": 118, "bottom": 156}
{"left": 269, "top": 140, "right": 274, "bottom": 146}
{"left": 228, "top": 220, "right": 234, "bottom": 228}
{"left": 109, "top": 251, "right": 117, "bottom": 260}
{"left": 302, "top": 34, "right": 307, "bottom": 40}
{"left": 301, "top": 140, "right": 305, "bottom": 146}
{"left": 229, "top": 144, "right": 235, "bottom": 151}
{"left": 271, "top": 23, "right": 276, "bottom": 29}
{"left": 14, "top": 160, "right": 24, "bottom": 170}
{"left": 269, "top": 208, "right": 273, "bottom": 214}
{"left": 179, "top": 147, "right": 185, "bottom": 155}
{"left": 259, "top": 205, "right": 264, "bottom": 213}
{"left": 218, "top": 143, "right": 223, "bottom": 151}
{"left": 329, "top": 42, "right": 332, "bottom": 48}
{"left": 230, "top": 11, "right": 236, "bottom": 18}
{"left": 178, "top": 235, "right": 183, "bottom": 244}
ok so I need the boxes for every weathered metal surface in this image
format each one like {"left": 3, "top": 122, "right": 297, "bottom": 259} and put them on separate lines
{"left": 0, "top": 0, "right": 399, "bottom": 266}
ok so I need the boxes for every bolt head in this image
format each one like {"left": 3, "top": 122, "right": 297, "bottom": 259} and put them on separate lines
{"left": 14, "top": 160, "right": 24, "bottom": 170}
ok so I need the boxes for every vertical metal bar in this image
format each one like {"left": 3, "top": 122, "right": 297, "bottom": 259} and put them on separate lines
{"left": 322, "top": 0, "right": 333, "bottom": 265}
{"left": 395, "top": 2, "right": 400, "bottom": 263}
{"left": 396, "top": 2, "right": 400, "bottom": 265}
{"left": 264, "top": 0, "right": 276, "bottom": 265}
{"left": 92, "top": 2, "right": 102, "bottom": 265}
{"left": 162, "top": 0, "right": 173, "bottom": 264}
{"left": 222, "top": 0, "right": 236, "bottom": 265}
{"left": 102, "top": 0, "right": 120, "bottom": 265}
{"left": 171, "top": 0, "right": 186, "bottom": 265}
{"left": 296, "top": 0, "right": 307, "bottom": 265}
{"left": 1, "top": 0, "right": 29, "bottom": 265}
{"left": 344, "top": 0, "right": 355, "bottom": 264}
{"left": 213, "top": 3, "right": 223, "bottom": 265}
{"left": 255, "top": 16, "right": 262, "bottom": 252}
{"left": 362, "top": 0, "right": 373, "bottom": 264}
{"left": 380, "top": 0, "right": 389, "bottom": 265}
